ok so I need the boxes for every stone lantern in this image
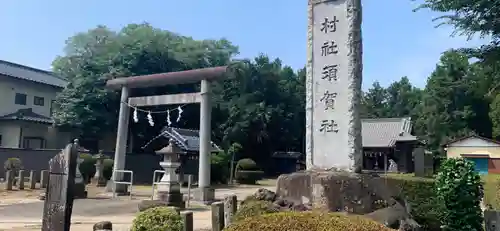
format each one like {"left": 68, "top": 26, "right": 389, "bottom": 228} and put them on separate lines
{"left": 93, "top": 150, "right": 107, "bottom": 187}
{"left": 154, "top": 139, "right": 185, "bottom": 208}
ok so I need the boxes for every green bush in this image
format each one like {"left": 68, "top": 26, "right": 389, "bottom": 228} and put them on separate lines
{"left": 211, "top": 151, "right": 231, "bottom": 184}
{"left": 131, "top": 207, "right": 183, "bottom": 231}
{"left": 102, "top": 158, "right": 114, "bottom": 180}
{"left": 233, "top": 200, "right": 279, "bottom": 222}
{"left": 4, "top": 158, "right": 22, "bottom": 173}
{"left": 236, "top": 158, "right": 258, "bottom": 170}
{"left": 235, "top": 158, "right": 262, "bottom": 184}
{"left": 79, "top": 153, "right": 96, "bottom": 183}
{"left": 225, "top": 212, "right": 394, "bottom": 231}
{"left": 436, "top": 158, "right": 483, "bottom": 231}
{"left": 384, "top": 175, "right": 443, "bottom": 231}
{"left": 235, "top": 170, "right": 264, "bottom": 184}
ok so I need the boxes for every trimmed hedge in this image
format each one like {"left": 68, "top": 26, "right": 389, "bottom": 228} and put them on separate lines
{"left": 235, "top": 170, "right": 264, "bottom": 184}
{"left": 235, "top": 158, "right": 262, "bottom": 184}
{"left": 79, "top": 153, "right": 96, "bottom": 182}
{"left": 384, "top": 175, "right": 443, "bottom": 231}
{"left": 225, "top": 212, "right": 394, "bottom": 231}
{"left": 233, "top": 200, "right": 279, "bottom": 222}
{"left": 131, "top": 207, "right": 183, "bottom": 231}
{"left": 236, "top": 158, "right": 258, "bottom": 170}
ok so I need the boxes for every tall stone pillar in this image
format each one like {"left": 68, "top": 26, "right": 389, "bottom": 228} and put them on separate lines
{"left": 305, "top": 0, "right": 363, "bottom": 172}
{"left": 155, "top": 140, "right": 185, "bottom": 208}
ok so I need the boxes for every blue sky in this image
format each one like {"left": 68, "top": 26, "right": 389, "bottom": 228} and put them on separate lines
{"left": 0, "top": 0, "right": 489, "bottom": 89}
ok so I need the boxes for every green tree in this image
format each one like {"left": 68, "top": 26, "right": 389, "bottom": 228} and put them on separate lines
{"left": 417, "top": 50, "right": 478, "bottom": 154}
{"left": 52, "top": 23, "right": 238, "bottom": 151}
{"left": 385, "top": 76, "right": 423, "bottom": 119}
{"left": 361, "top": 81, "right": 388, "bottom": 118}
{"left": 212, "top": 56, "right": 305, "bottom": 168}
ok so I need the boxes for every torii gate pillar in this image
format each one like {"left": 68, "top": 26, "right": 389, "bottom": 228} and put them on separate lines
{"left": 196, "top": 79, "right": 215, "bottom": 201}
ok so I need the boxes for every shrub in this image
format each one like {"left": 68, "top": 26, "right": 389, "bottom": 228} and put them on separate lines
{"left": 236, "top": 158, "right": 258, "bottom": 171}
{"left": 235, "top": 158, "right": 262, "bottom": 184}
{"left": 211, "top": 151, "right": 231, "bottom": 184}
{"left": 235, "top": 170, "right": 264, "bottom": 184}
{"left": 131, "top": 207, "right": 183, "bottom": 231}
{"left": 79, "top": 153, "right": 96, "bottom": 183}
{"left": 102, "top": 158, "right": 114, "bottom": 180}
{"left": 233, "top": 200, "right": 279, "bottom": 222}
{"left": 225, "top": 212, "right": 394, "bottom": 231}
{"left": 384, "top": 175, "right": 443, "bottom": 231}
{"left": 4, "top": 158, "right": 22, "bottom": 173}
{"left": 436, "top": 158, "right": 483, "bottom": 231}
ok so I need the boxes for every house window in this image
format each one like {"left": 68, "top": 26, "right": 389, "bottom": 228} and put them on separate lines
{"left": 0, "top": 135, "right": 3, "bottom": 146}
{"left": 22, "top": 137, "right": 45, "bottom": 149}
{"left": 34, "top": 96, "right": 45, "bottom": 106}
{"left": 15, "top": 93, "right": 27, "bottom": 105}
{"left": 50, "top": 100, "right": 57, "bottom": 116}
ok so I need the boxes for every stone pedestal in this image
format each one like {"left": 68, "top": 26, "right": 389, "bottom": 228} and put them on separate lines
{"left": 92, "top": 152, "right": 107, "bottom": 187}
{"left": 154, "top": 140, "right": 185, "bottom": 208}
{"left": 74, "top": 157, "right": 87, "bottom": 198}
{"left": 195, "top": 187, "right": 215, "bottom": 205}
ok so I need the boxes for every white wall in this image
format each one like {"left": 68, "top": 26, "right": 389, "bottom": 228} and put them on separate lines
{"left": 0, "top": 122, "right": 20, "bottom": 148}
{"left": 0, "top": 75, "right": 61, "bottom": 117}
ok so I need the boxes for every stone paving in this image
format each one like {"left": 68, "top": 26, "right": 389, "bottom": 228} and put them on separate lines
{"left": 0, "top": 184, "right": 274, "bottom": 231}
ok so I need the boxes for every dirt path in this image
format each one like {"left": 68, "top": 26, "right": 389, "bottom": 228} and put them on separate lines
{"left": 0, "top": 185, "right": 274, "bottom": 230}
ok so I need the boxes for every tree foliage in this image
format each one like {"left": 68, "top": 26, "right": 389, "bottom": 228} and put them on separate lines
{"left": 53, "top": 23, "right": 304, "bottom": 169}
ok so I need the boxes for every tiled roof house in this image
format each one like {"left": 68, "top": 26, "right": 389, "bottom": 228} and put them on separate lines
{"left": 0, "top": 60, "right": 71, "bottom": 149}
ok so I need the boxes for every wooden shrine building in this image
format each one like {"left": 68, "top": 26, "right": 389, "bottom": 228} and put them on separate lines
{"left": 361, "top": 117, "right": 419, "bottom": 173}
{"left": 160, "top": 126, "right": 221, "bottom": 183}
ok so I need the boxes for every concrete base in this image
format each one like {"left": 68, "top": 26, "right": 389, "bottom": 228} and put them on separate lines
{"left": 194, "top": 187, "right": 215, "bottom": 204}
{"left": 105, "top": 180, "right": 130, "bottom": 195}
{"left": 155, "top": 191, "right": 185, "bottom": 209}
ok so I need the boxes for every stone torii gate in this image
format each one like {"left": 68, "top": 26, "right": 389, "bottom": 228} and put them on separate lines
{"left": 105, "top": 66, "right": 228, "bottom": 202}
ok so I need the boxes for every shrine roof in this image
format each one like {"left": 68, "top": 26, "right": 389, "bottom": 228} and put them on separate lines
{"left": 362, "top": 117, "right": 417, "bottom": 148}
{"left": 160, "top": 126, "right": 222, "bottom": 152}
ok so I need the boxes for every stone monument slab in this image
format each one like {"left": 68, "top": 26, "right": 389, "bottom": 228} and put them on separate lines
{"left": 305, "top": 0, "right": 363, "bottom": 171}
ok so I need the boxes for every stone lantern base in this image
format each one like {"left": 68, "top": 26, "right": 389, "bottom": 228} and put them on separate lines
{"left": 155, "top": 187, "right": 185, "bottom": 209}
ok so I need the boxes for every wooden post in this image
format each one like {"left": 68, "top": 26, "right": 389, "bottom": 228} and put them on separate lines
{"left": 41, "top": 140, "right": 79, "bottom": 231}
{"left": 5, "top": 170, "right": 12, "bottom": 190}
{"left": 181, "top": 211, "right": 193, "bottom": 231}
{"left": 18, "top": 170, "right": 25, "bottom": 190}
{"left": 211, "top": 201, "right": 224, "bottom": 231}
{"left": 40, "top": 170, "right": 48, "bottom": 188}
{"left": 29, "top": 170, "right": 36, "bottom": 189}
{"left": 224, "top": 195, "right": 237, "bottom": 227}
{"left": 186, "top": 174, "right": 192, "bottom": 208}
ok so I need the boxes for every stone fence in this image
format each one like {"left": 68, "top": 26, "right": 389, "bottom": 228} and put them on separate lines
{"left": 0, "top": 147, "right": 164, "bottom": 184}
